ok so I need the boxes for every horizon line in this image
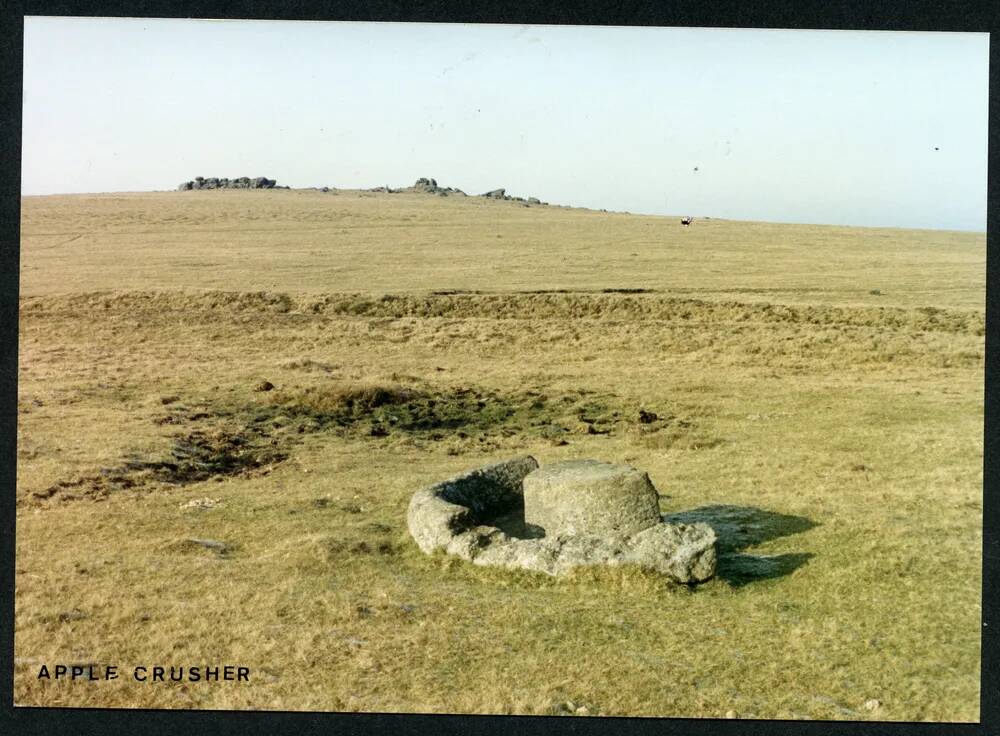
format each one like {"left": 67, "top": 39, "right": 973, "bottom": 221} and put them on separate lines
{"left": 19, "top": 186, "right": 987, "bottom": 235}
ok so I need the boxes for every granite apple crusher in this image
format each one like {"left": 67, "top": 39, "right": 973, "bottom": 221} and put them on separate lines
{"left": 407, "top": 457, "right": 717, "bottom": 583}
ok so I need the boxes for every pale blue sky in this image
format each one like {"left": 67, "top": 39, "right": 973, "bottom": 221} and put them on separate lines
{"left": 22, "top": 18, "right": 988, "bottom": 230}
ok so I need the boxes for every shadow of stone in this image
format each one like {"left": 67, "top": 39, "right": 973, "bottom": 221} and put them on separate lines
{"left": 716, "top": 552, "right": 815, "bottom": 588}
{"left": 663, "top": 504, "right": 818, "bottom": 587}
{"left": 490, "top": 503, "right": 546, "bottom": 540}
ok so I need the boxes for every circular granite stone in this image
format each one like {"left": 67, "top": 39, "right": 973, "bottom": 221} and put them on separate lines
{"left": 522, "top": 459, "right": 661, "bottom": 538}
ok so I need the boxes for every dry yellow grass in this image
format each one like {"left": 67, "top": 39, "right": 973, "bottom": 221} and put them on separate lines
{"left": 20, "top": 189, "right": 984, "bottom": 309}
{"left": 15, "top": 189, "right": 984, "bottom": 720}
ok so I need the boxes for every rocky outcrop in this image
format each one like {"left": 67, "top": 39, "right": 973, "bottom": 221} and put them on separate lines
{"left": 406, "top": 456, "right": 717, "bottom": 584}
{"left": 408, "top": 177, "right": 466, "bottom": 196}
{"left": 367, "top": 178, "right": 548, "bottom": 204}
{"left": 367, "top": 178, "right": 467, "bottom": 197}
{"left": 305, "top": 176, "right": 549, "bottom": 204}
{"left": 178, "top": 176, "right": 278, "bottom": 191}
{"left": 411, "top": 177, "right": 442, "bottom": 193}
{"left": 174, "top": 174, "right": 550, "bottom": 202}
{"left": 479, "top": 188, "right": 547, "bottom": 205}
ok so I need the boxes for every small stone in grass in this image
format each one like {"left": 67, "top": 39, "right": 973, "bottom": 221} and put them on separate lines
{"left": 864, "top": 699, "right": 881, "bottom": 711}
{"left": 179, "top": 497, "right": 222, "bottom": 510}
{"left": 186, "top": 538, "right": 229, "bottom": 554}
{"left": 254, "top": 381, "right": 274, "bottom": 392}
{"left": 725, "top": 710, "right": 737, "bottom": 719}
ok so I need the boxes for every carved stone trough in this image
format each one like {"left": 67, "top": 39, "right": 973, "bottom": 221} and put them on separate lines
{"left": 406, "top": 456, "right": 717, "bottom": 583}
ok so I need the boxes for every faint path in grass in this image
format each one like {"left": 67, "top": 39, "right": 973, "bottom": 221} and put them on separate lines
{"left": 664, "top": 504, "right": 818, "bottom": 587}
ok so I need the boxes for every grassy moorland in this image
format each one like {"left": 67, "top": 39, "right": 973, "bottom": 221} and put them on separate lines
{"left": 15, "top": 189, "right": 984, "bottom": 720}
